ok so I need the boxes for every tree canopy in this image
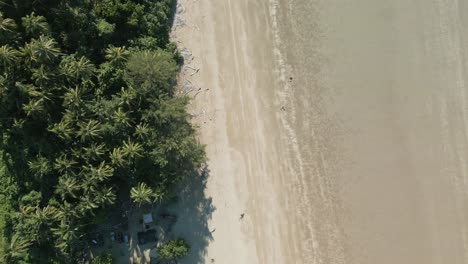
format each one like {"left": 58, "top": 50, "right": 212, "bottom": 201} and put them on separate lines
{"left": 0, "top": 0, "right": 204, "bottom": 263}
{"left": 159, "top": 239, "right": 190, "bottom": 261}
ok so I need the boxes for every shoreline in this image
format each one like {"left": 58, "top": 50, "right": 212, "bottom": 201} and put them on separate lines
{"left": 171, "top": 0, "right": 301, "bottom": 262}
{"left": 171, "top": 0, "right": 468, "bottom": 263}
{"left": 172, "top": 0, "right": 468, "bottom": 263}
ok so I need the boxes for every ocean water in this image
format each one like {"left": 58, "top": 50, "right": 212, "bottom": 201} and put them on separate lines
{"left": 272, "top": 0, "right": 468, "bottom": 263}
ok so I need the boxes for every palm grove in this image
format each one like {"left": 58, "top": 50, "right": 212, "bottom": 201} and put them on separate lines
{"left": 0, "top": 0, "right": 205, "bottom": 263}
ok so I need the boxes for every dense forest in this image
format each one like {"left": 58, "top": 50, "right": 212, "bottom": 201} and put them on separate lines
{"left": 0, "top": 0, "right": 205, "bottom": 263}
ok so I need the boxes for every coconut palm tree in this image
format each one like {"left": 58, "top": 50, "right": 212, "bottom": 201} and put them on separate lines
{"left": 49, "top": 120, "right": 75, "bottom": 141}
{"left": 130, "top": 182, "right": 154, "bottom": 206}
{"left": 78, "top": 195, "right": 98, "bottom": 212}
{"left": 87, "top": 162, "right": 114, "bottom": 183}
{"left": 55, "top": 176, "right": 80, "bottom": 199}
{"left": 52, "top": 220, "right": 80, "bottom": 253}
{"left": 54, "top": 201, "right": 76, "bottom": 221}
{"left": 22, "top": 98, "right": 45, "bottom": 117}
{"left": 31, "top": 64, "right": 53, "bottom": 86}
{"left": 11, "top": 118, "right": 25, "bottom": 134}
{"left": 21, "top": 12, "right": 49, "bottom": 37}
{"left": 16, "top": 82, "right": 52, "bottom": 103}
{"left": 134, "top": 123, "right": 150, "bottom": 140}
{"left": 19, "top": 205, "right": 58, "bottom": 243}
{"left": 110, "top": 147, "right": 127, "bottom": 167}
{"left": 54, "top": 155, "right": 78, "bottom": 174}
{"left": 0, "top": 12, "right": 16, "bottom": 37}
{"left": 93, "top": 187, "right": 116, "bottom": 206}
{"left": 153, "top": 187, "right": 167, "bottom": 204}
{"left": 83, "top": 143, "right": 106, "bottom": 160}
{"left": 0, "top": 45, "right": 20, "bottom": 67}
{"left": 33, "top": 35, "right": 61, "bottom": 63}
{"left": 20, "top": 205, "right": 58, "bottom": 222}
{"left": 119, "top": 86, "right": 136, "bottom": 106}
{"left": 77, "top": 120, "right": 103, "bottom": 142}
{"left": 28, "top": 155, "right": 51, "bottom": 178}
{"left": 3, "top": 235, "right": 31, "bottom": 261}
{"left": 104, "top": 46, "right": 129, "bottom": 63}
{"left": 113, "top": 107, "right": 130, "bottom": 126}
{"left": 63, "top": 86, "right": 82, "bottom": 109}
{"left": 61, "top": 56, "right": 95, "bottom": 82}
{"left": 122, "top": 139, "right": 143, "bottom": 159}
{"left": 22, "top": 35, "right": 61, "bottom": 64}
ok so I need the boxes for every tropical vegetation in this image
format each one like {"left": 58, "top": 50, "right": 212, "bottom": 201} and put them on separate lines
{"left": 158, "top": 239, "right": 190, "bottom": 261}
{"left": 0, "top": 0, "right": 204, "bottom": 263}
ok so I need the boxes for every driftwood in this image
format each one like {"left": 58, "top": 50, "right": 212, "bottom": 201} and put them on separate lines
{"left": 190, "top": 69, "right": 200, "bottom": 76}
{"left": 185, "top": 65, "right": 200, "bottom": 76}
{"left": 194, "top": 88, "right": 209, "bottom": 98}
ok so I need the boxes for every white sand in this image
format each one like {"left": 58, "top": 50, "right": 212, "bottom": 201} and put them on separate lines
{"left": 170, "top": 0, "right": 299, "bottom": 262}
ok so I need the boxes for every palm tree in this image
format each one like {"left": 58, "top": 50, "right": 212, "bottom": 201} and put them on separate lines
{"left": 130, "top": 182, "right": 154, "bottom": 206}
{"left": 77, "top": 119, "right": 103, "bottom": 142}
{"left": 93, "top": 187, "right": 116, "bottom": 206}
{"left": 11, "top": 118, "right": 25, "bottom": 134}
{"left": 31, "top": 64, "right": 52, "bottom": 86}
{"left": 80, "top": 162, "right": 113, "bottom": 195}
{"left": 113, "top": 107, "right": 130, "bottom": 126}
{"left": 61, "top": 56, "right": 95, "bottom": 82}
{"left": 52, "top": 220, "right": 80, "bottom": 253}
{"left": 20, "top": 41, "right": 35, "bottom": 64}
{"left": 0, "top": 12, "right": 17, "bottom": 37}
{"left": 22, "top": 98, "right": 45, "bottom": 117}
{"left": 104, "top": 46, "right": 129, "bottom": 63}
{"left": 21, "top": 12, "right": 49, "bottom": 37}
{"left": 0, "top": 45, "right": 20, "bottom": 67}
{"left": 119, "top": 86, "right": 136, "bottom": 106}
{"left": 110, "top": 147, "right": 126, "bottom": 167}
{"left": 54, "top": 155, "right": 78, "bottom": 174}
{"left": 122, "top": 139, "right": 143, "bottom": 159}
{"left": 87, "top": 162, "right": 114, "bottom": 183}
{"left": 54, "top": 201, "right": 76, "bottom": 220}
{"left": 33, "top": 35, "right": 61, "bottom": 63}
{"left": 3, "top": 235, "right": 31, "bottom": 261}
{"left": 19, "top": 205, "right": 58, "bottom": 243}
{"left": 134, "top": 123, "right": 150, "bottom": 140}
{"left": 55, "top": 176, "right": 80, "bottom": 199}
{"left": 16, "top": 82, "right": 51, "bottom": 102}
{"left": 153, "top": 187, "right": 167, "bottom": 204}
{"left": 83, "top": 143, "right": 106, "bottom": 160}
{"left": 49, "top": 120, "right": 75, "bottom": 141}
{"left": 22, "top": 35, "right": 61, "bottom": 64}
{"left": 78, "top": 194, "right": 98, "bottom": 212}
{"left": 62, "top": 86, "right": 82, "bottom": 109}
{"left": 28, "top": 155, "right": 51, "bottom": 178}
{"left": 20, "top": 205, "right": 58, "bottom": 221}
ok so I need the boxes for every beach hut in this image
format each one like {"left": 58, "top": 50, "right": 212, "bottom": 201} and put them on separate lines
{"left": 143, "top": 213, "right": 153, "bottom": 224}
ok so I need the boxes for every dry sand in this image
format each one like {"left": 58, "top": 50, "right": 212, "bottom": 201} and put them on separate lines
{"left": 171, "top": 0, "right": 468, "bottom": 263}
{"left": 171, "top": 0, "right": 294, "bottom": 263}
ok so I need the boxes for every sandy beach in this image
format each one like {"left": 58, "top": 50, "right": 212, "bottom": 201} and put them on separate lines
{"left": 171, "top": 0, "right": 468, "bottom": 263}
{"left": 171, "top": 0, "right": 295, "bottom": 263}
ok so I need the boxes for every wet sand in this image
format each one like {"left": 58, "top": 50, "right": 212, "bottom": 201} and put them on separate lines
{"left": 173, "top": 0, "right": 468, "bottom": 263}
{"left": 277, "top": 0, "right": 468, "bottom": 263}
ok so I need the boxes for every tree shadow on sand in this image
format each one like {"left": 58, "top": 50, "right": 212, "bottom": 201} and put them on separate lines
{"left": 166, "top": 166, "right": 216, "bottom": 263}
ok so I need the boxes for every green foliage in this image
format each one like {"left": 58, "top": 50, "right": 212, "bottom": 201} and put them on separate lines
{"left": 21, "top": 12, "right": 49, "bottom": 37}
{"left": 130, "top": 182, "right": 154, "bottom": 206}
{"left": 96, "top": 19, "right": 115, "bottom": 38}
{"left": 0, "top": 0, "right": 205, "bottom": 262}
{"left": 125, "top": 50, "right": 179, "bottom": 95}
{"left": 92, "top": 253, "right": 113, "bottom": 264}
{"left": 159, "top": 239, "right": 190, "bottom": 260}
